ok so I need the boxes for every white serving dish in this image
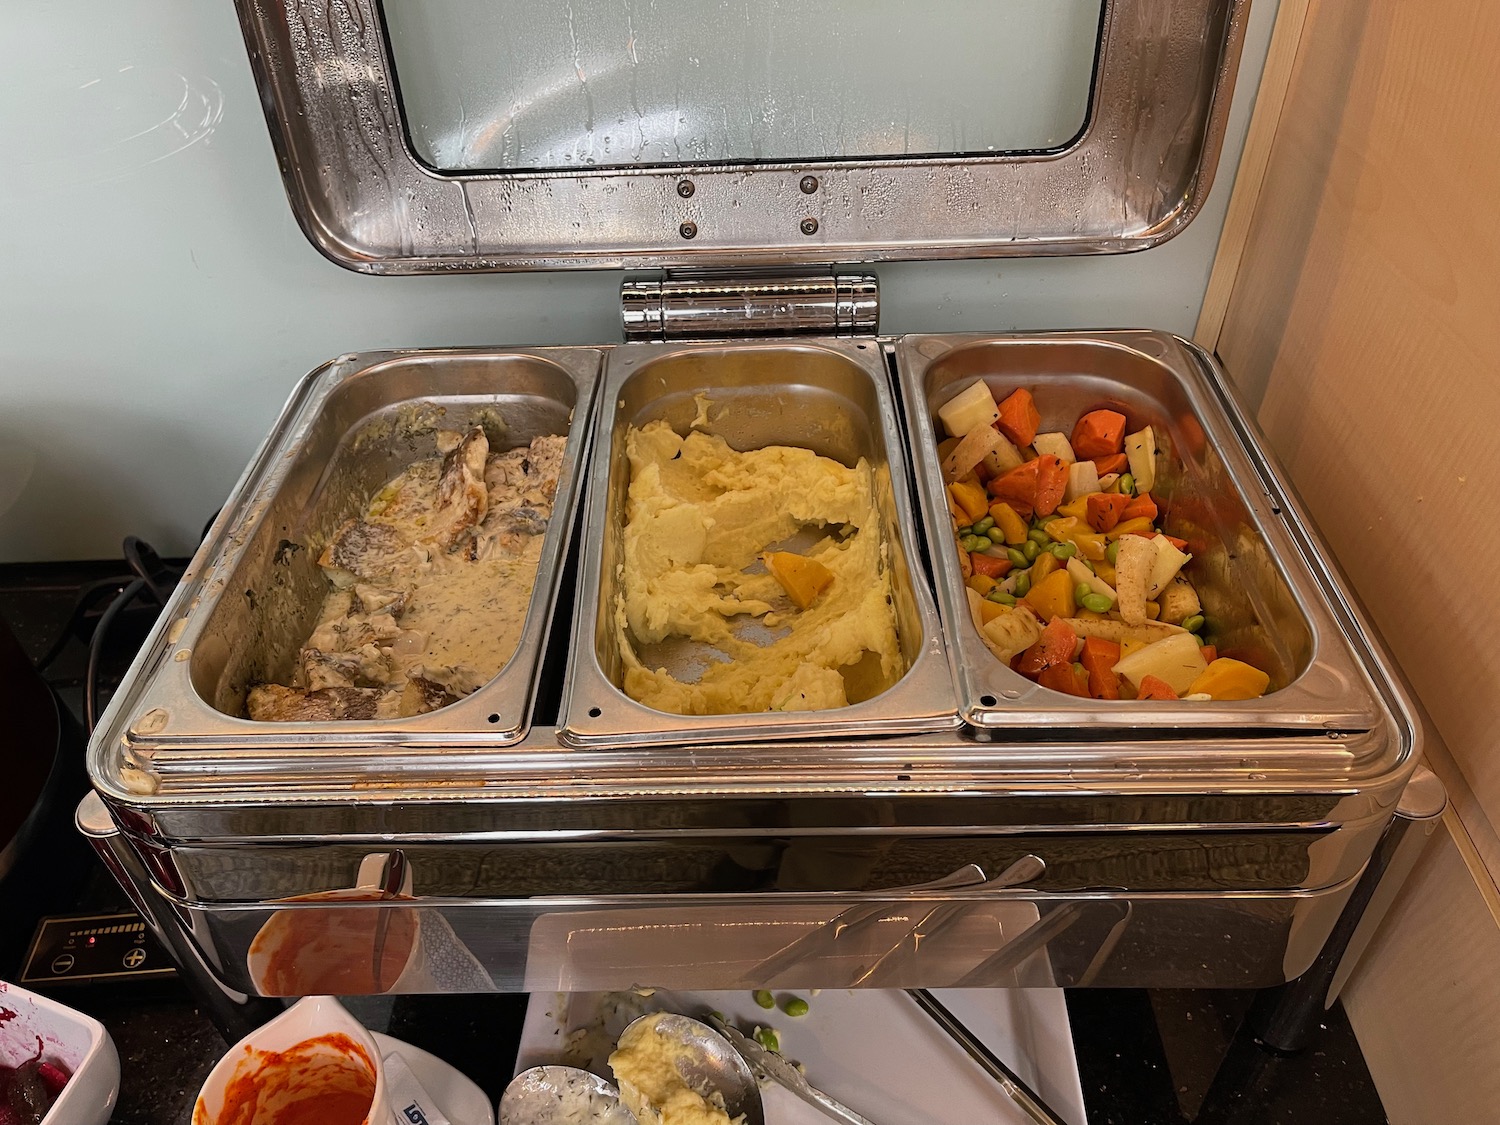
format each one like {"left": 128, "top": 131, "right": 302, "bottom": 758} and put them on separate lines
{"left": 515, "top": 988, "right": 1087, "bottom": 1125}
{"left": 0, "top": 979, "right": 119, "bottom": 1125}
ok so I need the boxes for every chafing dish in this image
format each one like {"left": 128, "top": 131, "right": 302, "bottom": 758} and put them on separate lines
{"left": 82, "top": 0, "right": 1420, "bottom": 1004}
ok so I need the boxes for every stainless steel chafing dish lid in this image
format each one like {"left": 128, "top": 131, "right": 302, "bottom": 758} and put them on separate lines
{"left": 88, "top": 348, "right": 601, "bottom": 765}
{"left": 234, "top": 0, "right": 1250, "bottom": 271}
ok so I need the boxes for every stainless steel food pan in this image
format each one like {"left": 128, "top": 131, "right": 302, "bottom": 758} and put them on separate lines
{"left": 92, "top": 348, "right": 600, "bottom": 762}
{"left": 560, "top": 340, "right": 957, "bottom": 746}
{"left": 898, "top": 331, "right": 1393, "bottom": 737}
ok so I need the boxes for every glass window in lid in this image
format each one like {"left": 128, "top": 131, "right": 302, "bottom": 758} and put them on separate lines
{"left": 382, "top": 0, "right": 1105, "bottom": 172}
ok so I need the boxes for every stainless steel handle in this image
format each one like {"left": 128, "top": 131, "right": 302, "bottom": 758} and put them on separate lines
{"left": 851, "top": 855, "right": 1047, "bottom": 987}
{"left": 906, "top": 990, "right": 1071, "bottom": 1125}
{"left": 714, "top": 1019, "right": 880, "bottom": 1125}
{"left": 743, "top": 863, "right": 990, "bottom": 987}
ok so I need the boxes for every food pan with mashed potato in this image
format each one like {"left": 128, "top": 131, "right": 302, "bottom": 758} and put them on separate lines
{"left": 560, "top": 340, "right": 958, "bottom": 747}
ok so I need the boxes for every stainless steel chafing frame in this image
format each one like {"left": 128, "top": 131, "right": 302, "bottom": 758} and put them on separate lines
{"left": 233, "top": 0, "right": 1248, "bottom": 271}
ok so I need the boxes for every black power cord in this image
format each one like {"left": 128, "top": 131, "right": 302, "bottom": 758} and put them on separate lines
{"left": 28, "top": 535, "right": 192, "bottom": 734}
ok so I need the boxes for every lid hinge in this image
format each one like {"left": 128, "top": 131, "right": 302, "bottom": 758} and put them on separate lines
{"left": 621, "top": 269, "right": 878, "bottom": 342}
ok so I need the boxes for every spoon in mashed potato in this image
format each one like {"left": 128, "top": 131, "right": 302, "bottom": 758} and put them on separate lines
{"left": 608, "top": 1013, "right": 765, "bottom": 1125}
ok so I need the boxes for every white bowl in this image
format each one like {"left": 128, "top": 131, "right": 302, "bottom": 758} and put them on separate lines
{"left": 0, "top": 979, "right": 120, "bottom": 1125}
{"left": 192, "top": 996, "right": 388, "bottom": 1125}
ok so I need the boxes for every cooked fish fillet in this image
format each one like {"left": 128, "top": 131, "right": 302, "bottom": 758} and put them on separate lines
{"left": 319, "top": 520, "right": 414, "bottom": 586}
{"left": 246, "top": 683, "right": 394, "bottom": 722}
{"left": 425, "top": 426, "right": 489, "bottom": 551}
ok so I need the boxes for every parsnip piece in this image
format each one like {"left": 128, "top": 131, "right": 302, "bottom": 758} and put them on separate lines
{"left": 1114, "top": 534, "right": 1155, "bottom": 625}
{"left": 942, "top": 423, "right": 1006, "bottom": 483}
{"left": 1157, "top": 576, "right": 1201, "bottom": 625}
{"left": 1063, "top": 460, "right": 1101, "bottom": 503}
{"left": 938, "top": 380, "right": 1000, "bottom": 438}
{"left": 1058, "top": 617, "right": 1186, "bottom": 646}
{"left": 981, "top": 606, "right": 1043, "bottom": 664}
{"left": 1033, "top": 432, "right": 1076, "bottom": 463}
{"left": 964, "top": 586, "right": 985, "bottom": 633}
{"left": 1066, "top": 557, "right": 1116, "bottom": 602}
{"left": 1111, "top": 633, "right": 1209, "bottom": 695}
{"left": 980, "top": 433, "right": 1026, "bottom": 476}
{"left": 1146, "top": 536, "right": 1192, "bottom": 598}
{"left": 1125, "top": 426, "right": 1157, "bottom": 493}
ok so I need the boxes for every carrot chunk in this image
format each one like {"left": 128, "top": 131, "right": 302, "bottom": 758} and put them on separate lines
{"left": 1014, "top": 618, "right": 1078, "bottom": 677}
{"left": 970, "top": 552, "right": 1013, "bottom": 579}
{"left": 996, "top": 389, "right": 1042, "bottom": 447}
{"left": 1136, "top": 675, "right": 1180, "bottom": 701}
{"left": 1033, "top": 454, "right": 1068, "bottom": 517}
{"left": 987, "top": 459, "right": 1040, "bottom": 519}
{"left": 1037, "top": 662, "right": 1090, "bottom": 697}
{"left": 1085, "top": 492, "right": 1131, "bottom": 533}
{"left": 1080, "top": 637, "right": 1123, "bottom": 700}
{"left": 1092, "top": 453, "right": 1130, "bottom": 476}
{"left": 1121, "top": 492, "right": 1159, "bottom": 523}
{"left": 1071, "top": 410, "right": 1127, "bottom": 458}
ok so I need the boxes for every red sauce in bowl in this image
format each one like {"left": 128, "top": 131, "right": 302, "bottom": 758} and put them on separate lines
{"left": 195, "top": 1032, "right": 375, "bottom": 1125}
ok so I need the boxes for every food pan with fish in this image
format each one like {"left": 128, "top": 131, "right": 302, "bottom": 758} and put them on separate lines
{"left": 91, "top": 348, "right": 599, "bottom": 766}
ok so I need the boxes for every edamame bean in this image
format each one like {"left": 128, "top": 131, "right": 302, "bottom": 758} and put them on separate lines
{"left": 753, "top": 989, "right": 775, "bottom": 1009}
{"left": 1022, "top": 539, "right": 1041, "bottom": 561}
{"left": 957, "top": 526, "right": 973, "bottom": 537}
{"left": 1014, "top": 573, "right": 1031, "bottom": 598}
{"left": 781, "top": 996, "right": 810, "bottom": 1018}
{"left": 1028, "top": 529, "right": 1052, "bottom": 546}
{"left": 1075, "top": 583, "right": 1093, "bottom": 601}
{"left": 1106, "top": 541, "right": 1120, "bottom": 565}
{"left": 754, "top": 1027, "right": 780, "bottom": 1051}
{"left": 1080, "top": 593, "right": 1113, "bottom": 613}
{"left": 973, "top": 516, "right": 995, "bottom": 535}
{"left": 987, "top": 528, "right": 1006, "bottom": 543}
{"left": 987, "top": 590, "right": 1017, "bottom": 606}
{"left": 1182, "top": 614, "right": 1206, "bottom": 634}
{"left": 1118, "top": 473, "right": 1135, "bottom": 496}
{"left": 1050, "top": 542, "right": 1077, "bottom": 559}
{"left": 1007, "top": 547, "right": 1029, "bottom": 569}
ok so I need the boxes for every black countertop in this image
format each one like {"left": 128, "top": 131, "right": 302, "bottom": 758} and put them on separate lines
{"left": 0, "top": 560, "right": 1389, "bottom": 1125}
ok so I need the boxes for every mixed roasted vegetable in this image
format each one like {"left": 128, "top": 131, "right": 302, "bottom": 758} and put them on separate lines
{"left": 936, "top": 380, "right": 1270, "bottom": 702}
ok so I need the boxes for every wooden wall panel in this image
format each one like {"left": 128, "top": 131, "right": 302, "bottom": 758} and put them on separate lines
{"left": 1219, "top": 0, "right": 1500, "bottom": 840}
{"left": 1216, "top": 4, "right": 1500, "bottom": 1113}
{"left": 1341, "top": 820, "right": 1500, "bottom": 1125}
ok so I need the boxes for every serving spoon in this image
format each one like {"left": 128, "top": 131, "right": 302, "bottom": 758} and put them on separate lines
{"left": 499, "top": 1065, "right": 636, "bottom": 1125}
{"left": 613, "top": 1013, "right": 767, "bottom": 1125}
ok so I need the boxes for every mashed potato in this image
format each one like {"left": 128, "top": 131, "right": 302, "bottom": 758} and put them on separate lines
{"left": 607, "top": 1013, "right": 741, "bottom": 1125}
{"left": 616, "top": 420, "right": 903, "bottom": 715}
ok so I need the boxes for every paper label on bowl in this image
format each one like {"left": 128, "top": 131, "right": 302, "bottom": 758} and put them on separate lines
{"left": 382, "top": 1051, "right": 452, "bottom": 1125}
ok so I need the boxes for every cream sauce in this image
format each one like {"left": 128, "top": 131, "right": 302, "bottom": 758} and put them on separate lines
{"left": 247, "top": 430, "right": 564, "bottom": 721}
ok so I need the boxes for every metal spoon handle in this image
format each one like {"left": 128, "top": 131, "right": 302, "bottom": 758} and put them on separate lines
{"left": 714, "top": 1021, "right": 880, "bottom": 1125}
{"left": 905, "top": 990, "right": 1071, "bottom": 1125}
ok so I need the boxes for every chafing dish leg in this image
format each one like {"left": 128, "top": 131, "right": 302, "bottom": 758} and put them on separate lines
{"left": 1193, "top": 765, "right": 1445, "bottom": 1124}
{"left": 76, "top": 793, "right": 283, "bottom": 1043}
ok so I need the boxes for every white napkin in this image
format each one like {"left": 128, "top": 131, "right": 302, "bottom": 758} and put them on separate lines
{"left": 384, "top": 1049, "right": 454, "bottom": 1125}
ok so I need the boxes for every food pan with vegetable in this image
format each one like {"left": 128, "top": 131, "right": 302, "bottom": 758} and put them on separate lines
{"left": 898, "top": 331, "right": 1394, "bottom": 736}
